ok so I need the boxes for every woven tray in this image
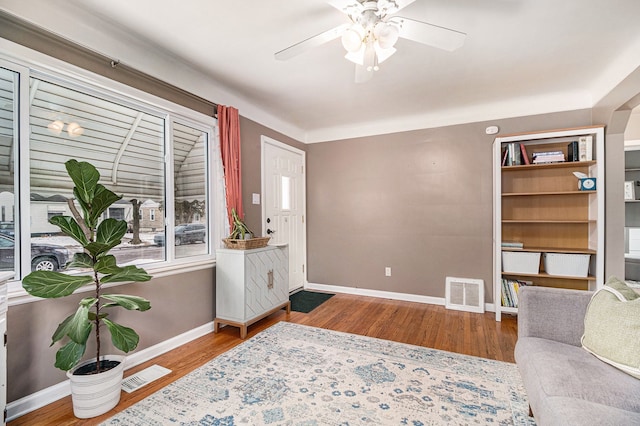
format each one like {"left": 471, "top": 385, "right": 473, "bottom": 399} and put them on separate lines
{"left": 222, "top": 236, "right": 271, "bottom": 250}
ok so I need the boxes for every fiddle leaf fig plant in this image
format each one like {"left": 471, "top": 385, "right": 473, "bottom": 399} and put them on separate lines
{"left": 22, "top": 159, "right": 151, "bottom": 373}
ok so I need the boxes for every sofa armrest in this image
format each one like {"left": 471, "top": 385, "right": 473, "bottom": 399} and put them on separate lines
{"left": 518, "top": 286, "right": 593, "bottom": 346}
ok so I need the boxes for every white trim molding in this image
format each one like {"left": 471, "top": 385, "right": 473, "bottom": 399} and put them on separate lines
{"left": 305, "top": 282, "right": 495, "bottom": 312}
{"left": 7, "top": 321, "right": 215, "bottom": 421}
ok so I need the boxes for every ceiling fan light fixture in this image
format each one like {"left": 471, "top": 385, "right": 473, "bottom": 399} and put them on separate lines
{"left": 374, "top": 43, "right": 396, "bottom": 64}
{"left": 345, "top": 47, "right": 365, "bottom": 66}
{"left": 363, "top": 42, "right": 376, "bottom": 72}
{"left": 341, "top": 25, "right": 365, "bottom": 52}
{"left": 374, "top": 22, "right": 399, "bottom": 49}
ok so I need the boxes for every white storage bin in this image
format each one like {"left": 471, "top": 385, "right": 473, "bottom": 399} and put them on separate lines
{"left": 544, "top": 253, "right": 590, "bottom": 277}
{"left": 502, "top": 251, "right": 541, "bottom": 274}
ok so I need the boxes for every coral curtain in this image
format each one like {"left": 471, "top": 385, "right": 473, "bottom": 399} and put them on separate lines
{"left": 218, "top": 105, "right": 243, "bottom": 232}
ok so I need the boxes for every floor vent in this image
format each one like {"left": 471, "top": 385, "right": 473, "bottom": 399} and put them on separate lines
{"left": 445, "top": 277, "right": 485, "bottom": 313}
{"left": 121, "top": 364, "right": 172, "bottom": 393}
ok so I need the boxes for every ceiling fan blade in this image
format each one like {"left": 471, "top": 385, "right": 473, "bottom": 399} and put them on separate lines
{"left": 327, "top": 0, "right": 363, "bottom": 16}
{"left": 275, "top": 23, "right": 350, "bottom": 61}
{"left": 377, "top": 0, "right": 416, "bottom": 16}
{"left": 389, "top": 16, "right": 466, "bottom": 52}
{"left": 354, "top": 64, "right": 373, "bottom": 84}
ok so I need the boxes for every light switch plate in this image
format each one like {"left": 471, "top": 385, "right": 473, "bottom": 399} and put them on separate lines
{"left": 252, "top": 193, "right": 260, "bottom": 204}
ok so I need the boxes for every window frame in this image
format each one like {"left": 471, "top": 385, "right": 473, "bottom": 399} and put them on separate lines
{"left": 0, "top": 46, "right": 219, "bottom": 302}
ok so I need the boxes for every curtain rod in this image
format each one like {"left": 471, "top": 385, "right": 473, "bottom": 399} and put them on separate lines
{"left": 0, "top": 9, "right": 218, "bottom": 118}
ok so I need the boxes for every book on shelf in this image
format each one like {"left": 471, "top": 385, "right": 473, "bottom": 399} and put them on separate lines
{"left": 578, "top": 135, "right": 593, "bottom": 161}
{"left": 567, "top": 141, "right": 579, "bottom": 162}
{"left": 500, "top": 279, "right": 532, "bottom": 308}
{"left": 503, "top": 143, "right": 525, "bottom": 166}
{"left": 519, "top": 144, "right": 530, "bottom": 165}
{"left": 502, "top": 241, "right": 524, "bottom": 249}
{"left": 532, "top": 151, "right": 565, "bottom": 164}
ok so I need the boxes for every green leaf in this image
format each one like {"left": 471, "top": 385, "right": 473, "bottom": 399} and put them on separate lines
{"left": 51, "top": 313, "right": 74, "bottom": 346}
{"left": 66, "top": 159, "right": 99, "bottom": 205}
{"left": 89, "top": 184, "right": 122, "bottom": 226}
{"left": 73, "top": 187, "right": 92, "bottom": 227}
{"left": 88, "top": 311, "right": 108, "bottom": 321}
{"left": 22, "top": 272, "right": 93, "bottom": 298}
{"left": 96, "top": 218, "right": 127, "bottom": 248}
{"left": 101, "top": 265, "right": 152, "bottom": 284}
{"left": 65, "top": 304, "right": 92, "bottom": 344}
{"left": 94, "top": 255, "right": 121, "bottom": 274}
{"left": 103, "top": 318, "right": 139, "bottom": 353}
{"left": 67, "top": 252, "right": 94, "bottom": 269}
{"left": 55, "top": 341, "right": 86, "bottom": 371}
{"left": 84, "top": 242, "right": 112, "bottom": 258}
{"left": 49, "top": 215, "right": 89, "bottom": 246}
{"left": 102, "top": 294, "right": 151, "bottom": 311}
{"left": 79, "top": 297, "right": 98, "bottom": 308}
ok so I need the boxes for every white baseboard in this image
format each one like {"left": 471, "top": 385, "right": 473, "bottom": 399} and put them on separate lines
{"left": 7, "top": 321, "right": 215, "bottom": 421}
{"left": 304, "top": 282, "right": 496, "bottom": 312}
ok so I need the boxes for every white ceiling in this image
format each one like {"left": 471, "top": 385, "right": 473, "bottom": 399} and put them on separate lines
{"left": 2, "top": 0, "right": 640, "bottom": 143}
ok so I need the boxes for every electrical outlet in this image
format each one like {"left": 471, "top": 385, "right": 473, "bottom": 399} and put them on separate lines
{"left": 385, "top": 267, "right": 391, "bottom": 277}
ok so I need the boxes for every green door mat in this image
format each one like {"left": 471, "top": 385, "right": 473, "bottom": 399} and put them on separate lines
{"left": 289, "top": 291, "right": 335, "bottom": 313}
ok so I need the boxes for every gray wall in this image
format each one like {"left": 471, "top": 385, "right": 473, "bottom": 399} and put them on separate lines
{"left": 8, "top": 268, "right": 214, "bottom": 402}
{"left": 305, "top": 110, "right": 593, "bottom": 302}
{"left": 239, "top": 116, "right": 307, "bottom": 236}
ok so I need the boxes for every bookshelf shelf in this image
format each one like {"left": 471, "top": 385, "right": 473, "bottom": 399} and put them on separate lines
{"left": 493, "top": 126, "right": 605, "bottom": 321}
{"left": 502, "top": 271, "right": 596, "bottom": 281}
{"left": 502, "top": 191, "right": 594, "bottom": 197}
{"left": 502, "top": 160, "right": 596, "bottom": 171}
{"left": 502, "top": 219, "right": 595, "bottom": 224}
{"left": 501, "top": 247, "right": 596, "bottom": 254}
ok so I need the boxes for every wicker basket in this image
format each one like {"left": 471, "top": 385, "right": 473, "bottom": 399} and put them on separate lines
{"left": 222, "top": 236, "right": 271, "bottom": 250}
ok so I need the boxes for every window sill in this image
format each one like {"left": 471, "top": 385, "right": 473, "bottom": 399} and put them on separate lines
{"left": 7, "top": 258, "right": 216, "bottom": 306}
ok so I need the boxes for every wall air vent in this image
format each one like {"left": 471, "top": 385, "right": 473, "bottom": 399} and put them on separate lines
{"left": 445, "top": 277, "right": 485, "bottom": 313}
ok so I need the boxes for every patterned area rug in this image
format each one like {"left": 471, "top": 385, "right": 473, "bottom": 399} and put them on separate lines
{"left": 102, "top": 322, "right": 535, "bottom": 425}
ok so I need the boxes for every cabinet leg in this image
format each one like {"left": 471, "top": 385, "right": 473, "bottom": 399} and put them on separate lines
{"left": 240, "top": 325, "right": 248, "bottom": 339}
{"left": 213, "top": 320, "right": 220, "bottom": 333}
{"left": 285, "top": 301, "right": 291, "bottom": 315}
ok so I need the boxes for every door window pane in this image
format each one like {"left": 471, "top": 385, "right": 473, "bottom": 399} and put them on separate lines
{"left": 173, "top": 122, "right": 208, "bottom": 258}
{"left": 281, "top": 176, "right": 291, "bottom": 210}
{"left": 29, "top": 78, "right": 166, "bottom": 271}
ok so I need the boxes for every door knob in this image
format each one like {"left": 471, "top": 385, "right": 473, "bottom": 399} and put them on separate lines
{"left": 267, "top": 229, "right": 276, "bottom": 235}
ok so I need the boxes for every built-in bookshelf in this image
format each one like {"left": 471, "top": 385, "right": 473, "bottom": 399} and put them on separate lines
{"left": 493, "top": 126, "right": 605, "bottom": 321}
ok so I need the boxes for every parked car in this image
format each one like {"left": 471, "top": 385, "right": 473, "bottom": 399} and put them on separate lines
{"left": 0, "top": 234, "right": 71, "bottom": 271}
{"left": 154, "top": 223, "right": 206, "bottom": 246}
{"left": 0, "top": 222, "right": 14, "bottom": 237}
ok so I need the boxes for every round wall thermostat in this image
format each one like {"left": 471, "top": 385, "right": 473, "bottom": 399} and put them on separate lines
{"left": 485, "top": 125, "right": 499, "bottom": 135}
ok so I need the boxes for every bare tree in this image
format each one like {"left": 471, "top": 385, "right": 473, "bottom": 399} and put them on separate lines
{"left": 129, "top": 199, "right": 142, "bottom": 244}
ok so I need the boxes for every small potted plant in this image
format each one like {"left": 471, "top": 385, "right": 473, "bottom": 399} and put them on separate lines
{"left": 22, "top": 159, "right": 152, "bottom": 418}
{"left": 222, "top": 208, "right": 270, "bottom": 249}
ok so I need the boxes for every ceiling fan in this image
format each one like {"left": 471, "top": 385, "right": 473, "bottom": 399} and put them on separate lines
{"left": 275, "top": 0, "right": 466, "bottom": 83}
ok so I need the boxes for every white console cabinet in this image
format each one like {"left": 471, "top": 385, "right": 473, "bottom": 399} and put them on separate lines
{"left": 214, "top": 245, "right": 290, "bottom": 338}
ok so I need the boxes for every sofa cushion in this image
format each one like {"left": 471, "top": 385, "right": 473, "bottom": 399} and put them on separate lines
{"left": 515, "top": 337, "right": 640, "bottom": 425}
{"left": 581, "top": 276, "right": 640, "bottom": 379}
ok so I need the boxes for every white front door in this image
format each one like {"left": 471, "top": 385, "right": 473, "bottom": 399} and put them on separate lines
{"left": 261, "top": 136, "right": 306, "bottom": 291}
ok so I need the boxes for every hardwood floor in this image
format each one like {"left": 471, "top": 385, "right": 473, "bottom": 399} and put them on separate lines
{"left": 9, "top": 293, "right": 518, "bottom": 425}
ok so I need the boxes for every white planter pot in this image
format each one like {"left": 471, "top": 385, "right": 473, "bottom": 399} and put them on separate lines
{"left": 66, "top": 355, "right": 125, "bottom": 419}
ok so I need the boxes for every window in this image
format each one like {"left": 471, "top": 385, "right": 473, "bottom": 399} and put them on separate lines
{"left": 0, "top": 57, "right": 216, "bottom": 289}
{"left": 0, "top": 66, "right": 18, "bottom": 275}
{"left": 173, "top": 122, "right": 208, "bottom": 259}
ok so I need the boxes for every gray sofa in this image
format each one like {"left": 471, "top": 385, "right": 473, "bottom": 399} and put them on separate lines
{"left": 515, "top": 286, "right": 640, "bottom": 425}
